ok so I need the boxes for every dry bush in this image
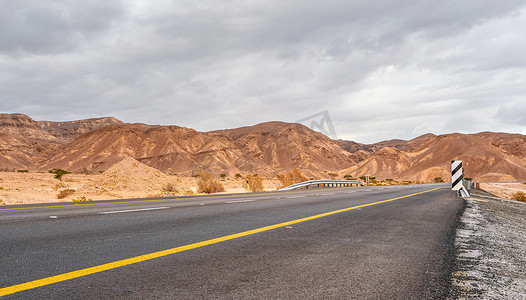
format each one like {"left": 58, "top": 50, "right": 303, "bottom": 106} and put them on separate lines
{"left": 277, "top": 169, "right": 308, "bottom": 189}
{"left": 73, "top": 196, "right": 91, "bottom": 202}
{"left": 53, "top": 182, "right": 66, "bottom": 190}
{"left": 246, "top": 174, "right": 264, "bottom": 192}
{"left": 433, "top": 177, "right": 444, "bottom": 183}
{"left": 197, "top": 171, "right": 225, "bottom": 194}
{"left": 162, "top": 182, "right": 179, "bottom": 195}
{"left": 183, "top": 189, "right": 194, "bottom": 196}
{"left": 57, "top": 189, "right": 75, "bottom": 199}
{"left": 0, "top": 198, "right": 5, "bottom": 206}
{"left": 511, "top": 191, "right": 526, "bottom": 202}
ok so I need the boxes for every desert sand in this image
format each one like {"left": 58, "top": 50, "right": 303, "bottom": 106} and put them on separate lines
{"left": 479, "top": 182, "right": 526, "bottom": 201}
{"left": 0, "top": 158, "right": 281, "bottom": 206}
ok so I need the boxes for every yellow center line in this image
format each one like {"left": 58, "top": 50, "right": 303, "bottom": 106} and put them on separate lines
{"left": 0, "top": 187, "right": 443, "bottom": 297}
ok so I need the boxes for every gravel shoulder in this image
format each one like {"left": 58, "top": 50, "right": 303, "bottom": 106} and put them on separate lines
{"left": 449, "top": 189, "right": 526, "bottom": 299}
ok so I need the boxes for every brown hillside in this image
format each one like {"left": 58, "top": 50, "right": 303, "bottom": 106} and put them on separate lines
{"left": 212, "top": 122, "right": 360, "bottom": 175}
{"left": 334, "top": 139, "right": 373, "bottom": 155}
{"left": 0, "top": 132, "right": 39, "bottom": 170}
{"left": 0, "top": 113, "right": 122, "bottom": 170}
{"left": 39, "top": 116, "right": 122, "bottom": 143}
{"left": 40, "top": 122, "right": 358, "bottom": 176}
{"left": 340, "top": 133, "right": 526, "bottom": 182}
{"left": 342, "top": 147, "right": 412, "bottom": 179}
{"left": 0, "top": 113, "right": 57, "bottom": 144}
{"left": 0, "top": 113, "right": 122, "bottom": 144}
{"left": 2, "top": 113, "right": 526, "bottom": 182}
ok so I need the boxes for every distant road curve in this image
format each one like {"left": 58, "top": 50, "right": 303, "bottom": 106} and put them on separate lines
{"left": 0, "top": 184, "right": 463, "bottom": 299}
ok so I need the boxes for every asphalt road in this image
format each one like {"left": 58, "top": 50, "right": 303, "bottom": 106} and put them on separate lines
{"left": 0, "top": 184, "right": 463, "bottom": 299}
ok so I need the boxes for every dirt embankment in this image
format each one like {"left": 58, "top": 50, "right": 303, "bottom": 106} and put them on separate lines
{"left": 0, "top": 158, "right": 281, "bottom": 206}
{"left": 479, "top": 182, "right": 526, "bottom": 202}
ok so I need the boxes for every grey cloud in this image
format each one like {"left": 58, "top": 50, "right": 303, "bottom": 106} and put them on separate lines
{"left": 0, "top": 0, "right": 127, "bottom": 54}
{"left": 495, "top": 101, "right": 526, "bottom": 126}
{"left": 0, "top": 1, "right": 526, "bottom": 143}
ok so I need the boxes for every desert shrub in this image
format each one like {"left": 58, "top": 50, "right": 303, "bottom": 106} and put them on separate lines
{"left": 464, "top": 177, "right": 473, "bottom": 181}
{"left": 235, "top": 174, "right": 242, "bottom": 179}
{"left": 183, "top": 189, "right": 194, "bottom": 196}
{"left": 53, "top": 182, "right": 66, "bottom": 190}
{"left": 162, "top": 183, "right": 178, "bottom": 194}
{"left": 0, "top": 186, "right": 3, "bottom": 190}
{"left": 57, "top": 189, "right": 75, "bottom": 199}
{"left": 51, "top": 169, "right": 70, "bottom": 181}
{"left": 359, "top": 176, "right": 366, "bottom": 181}
{"left": 433, "top": 177, "right": 444, "bottom": 183}
{"left": 343, "top": 175, "right": 355, "bottom": 180}
{"left": 511, "top": 191, "right": 526, "bottom": 202}
{"left": 197, "top": 171, "right": 225, "bottom": 194}
{"left": 73, "top": 196, "right": 91, "bottom": 202}
{"left": 277, "top": 169, "right": 308, "bottom": 188}
{"left": 327, "top": 173, "right": 338, "bottom": 179}
{"left": 220, "top": 173, "right": 227, "bottom": 179}
{"left": 246, "top": 174, "right": 264, "bottom": 192}
{"left": 17, "top": 170, "right": 29, "bottom": 173}
{"left": 385, "top": 179, "right": 394, "bottom": 183}
{"left": 0, "top": 198, "right": 5, "bottom": 206}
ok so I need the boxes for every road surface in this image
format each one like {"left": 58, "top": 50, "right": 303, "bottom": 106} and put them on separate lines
{"left": 0, "top": 184, "right": 463, "bottom": 299}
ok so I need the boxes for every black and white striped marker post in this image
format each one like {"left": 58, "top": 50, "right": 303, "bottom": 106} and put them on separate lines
{"left": 451, "top": 160, "right": 469, "bottom": 197}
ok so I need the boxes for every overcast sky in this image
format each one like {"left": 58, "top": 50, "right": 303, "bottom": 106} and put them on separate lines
{"left": 1, "top": 0, "right": 526, "bottom": 143}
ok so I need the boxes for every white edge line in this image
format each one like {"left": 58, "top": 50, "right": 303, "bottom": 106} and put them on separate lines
{"left": 99, "top": 207, "right": 169, "bottom": 214}
{"left": 224, "top": 200, "right": 256, "bottom": 204}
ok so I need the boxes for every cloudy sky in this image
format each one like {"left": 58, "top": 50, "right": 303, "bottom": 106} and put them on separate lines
{"left": 1, "top": 0, "right": 526, "bottom": 143}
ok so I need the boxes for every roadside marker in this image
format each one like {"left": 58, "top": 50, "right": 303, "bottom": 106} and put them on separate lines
{"left": 451, "top": 160, "right": 469, "bottom": 197}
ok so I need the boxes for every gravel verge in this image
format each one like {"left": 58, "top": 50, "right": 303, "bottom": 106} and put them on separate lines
{"left": 448, "top": 189, "right": 526, "bottom": 299}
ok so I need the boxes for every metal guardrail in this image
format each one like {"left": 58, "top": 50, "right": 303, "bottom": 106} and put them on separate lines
{"left": 277, "top": 179, "right": 366, "bottom": 191}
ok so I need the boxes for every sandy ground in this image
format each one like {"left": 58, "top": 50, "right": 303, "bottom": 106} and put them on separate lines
{"left": 0, "top": 172, "right": 95, "bottom": 205}
{"left": 0, "top": 171, "right": 281, "bottom": 206}
{"left": 479, "top": 182, "right": 526, "bottom": 201}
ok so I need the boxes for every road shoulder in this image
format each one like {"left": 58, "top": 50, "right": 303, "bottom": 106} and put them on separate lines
{"left": 448, "top": 189, "right": 526, "bottom": 298}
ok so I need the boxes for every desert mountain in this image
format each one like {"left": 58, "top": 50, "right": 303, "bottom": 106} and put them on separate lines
{"left": 339, "top": 132, "right": 526, "bottom": 182}
{"left": 0, "top": 113, "right": 122, "bottom": 170}
{"left": 211, "top": 122, "right": 360, "bottom": 175}
{"left": 40, "top": 121, "right": 358, "bottom": 176}
{"left": 2, "top": 113, "right": 526, "bottom": 182}
{"left": 0, "top": 113, "right": 122, "bottom": 144}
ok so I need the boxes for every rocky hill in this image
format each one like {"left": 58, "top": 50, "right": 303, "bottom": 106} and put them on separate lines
{"left": 40, "top": 121, "right": 359, "bottom": 176}
{"left": 338, "top": 132, "right": 526, "bottom": 182}
{"left": 2, "top": 113, "right": 526, "bottom": 182}
{"left": 0, "top": 113, "right": 122, "bottom": 170}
